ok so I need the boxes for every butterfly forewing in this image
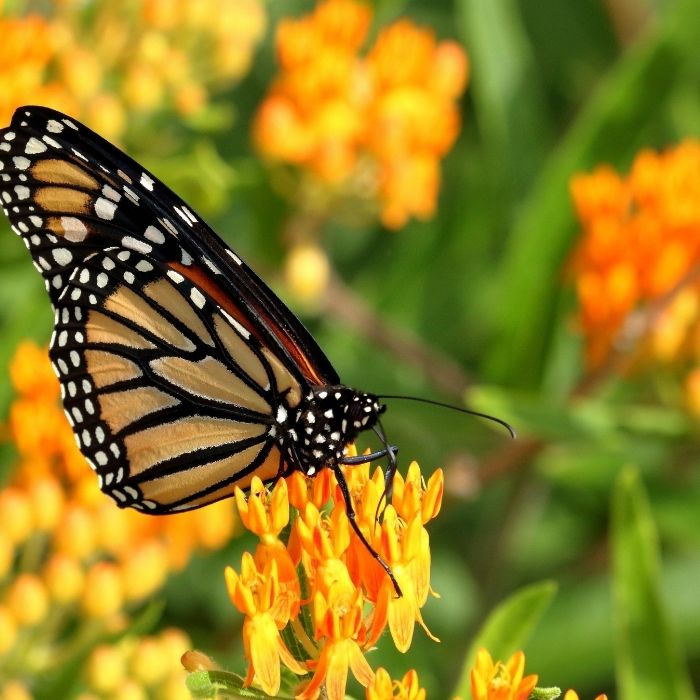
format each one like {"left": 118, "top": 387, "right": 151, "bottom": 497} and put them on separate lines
{"left": 0, "top": 106, "right": 339, "bottom": 388}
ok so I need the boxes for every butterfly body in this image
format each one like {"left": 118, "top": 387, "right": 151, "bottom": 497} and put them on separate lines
{"left": 0, "top": 106, "right": 391, "bottom": 517}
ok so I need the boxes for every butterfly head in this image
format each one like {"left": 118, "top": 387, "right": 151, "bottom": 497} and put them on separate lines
{"left": 287, "top": 387, "right": 385, "bottom": 476}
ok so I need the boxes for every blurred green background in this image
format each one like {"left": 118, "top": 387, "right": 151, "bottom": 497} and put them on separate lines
{"left": 3, "top": 0, "right": 700, "bottom": 698}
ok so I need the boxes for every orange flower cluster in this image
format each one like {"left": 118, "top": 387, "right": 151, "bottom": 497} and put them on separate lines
{"left": 0, "top": 342, "right": 235, "bottom": 695}
{"left": 222, "top": 460, "right": 443, "bottom": 699}
{"left": 253, "top": 0, "right": 468, "bottom": 229}
{"left": 570, "top": 141, "right": 700, "bottom": 374}
{"left": 367, "top": 668, "right": 427, "bottom": 700}
{"left": 469, "top": 649, "right": 608, "bottom": 700}
{"left": 470, "top": 649, "right": 537, "bottom": 700}
{"left": 0, "top": 1, "right": 266, "bottom": 136}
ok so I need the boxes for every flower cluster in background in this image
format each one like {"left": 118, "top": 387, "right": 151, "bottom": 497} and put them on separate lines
{"left": 0, "top": 342, "right": 235, "bottom": 698}
{"left": 207, "top": 460, "right": 443, "bottom": 699}
{"left": 253, "top": 0, "right": 468, "bottom": 230}
{"left": 0, "top": 0, "right": 266, "bottom": 138}
{"left": 570, "top": 141, "right": 700, "bottom": 385}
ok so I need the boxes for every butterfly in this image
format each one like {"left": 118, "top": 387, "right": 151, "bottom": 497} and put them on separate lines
{"left": 0, "top": 105, "right": 401, "bottom": 593}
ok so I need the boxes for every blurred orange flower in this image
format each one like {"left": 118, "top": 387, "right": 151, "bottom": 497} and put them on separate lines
{"left": 254, "top": 0, "right": 468, "bottom": 229}
{"left": 0, "top": 1, "right": 266, "bottom": 135}
{"left": 571, "top": 141, "right": 700, "bottom": 370}
{"left": 0, "top": 341, "right": 235, "bottom": 694}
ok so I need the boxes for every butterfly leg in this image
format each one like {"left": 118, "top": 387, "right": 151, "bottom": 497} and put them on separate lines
{"left": 338, "top": 445, "right": 398, "bottom": 465}
{"left": 332, "top": 464, "right": 402, "bottom": 597}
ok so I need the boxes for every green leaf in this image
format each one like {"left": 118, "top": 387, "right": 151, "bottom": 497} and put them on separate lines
{"left": 458, "top": 0, "right": 550, "bottom": 200}
{"left": 612, "top": 467, "right": 695, "bottom": 700}
{"left": 452, "top": 580, "right": 557, "bottom": 698}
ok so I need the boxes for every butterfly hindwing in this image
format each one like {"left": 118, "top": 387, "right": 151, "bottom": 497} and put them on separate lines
{"left": 50, "top": 246, "right": 291, "bottom": 512}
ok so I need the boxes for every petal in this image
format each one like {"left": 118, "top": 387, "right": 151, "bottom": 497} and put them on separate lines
{"left": 506, "top": 650, "right": 525, "bottom": 685}
{"left": 270, "top": 479, "right": 290, "bottom": 533}
{"left": 295, "top": 643, "right": 331, "bottom": 700}
{"left": 474, "top": 648, "right": 494, "bottom": 678}
{"left": 276, "top": 634, "right": 308, "bottom": 675}
{"left": 346, "top": 640, "right": 374, "bottom": 688}
{"left": 365, "top": 580, "right": 390, "bottom": 647}
{"left": 387, "top": 584, "right": 417, "bottom": 652}
{"left": 422, "top": 469, "right": 443, "bottom": 522}
{"left": 517, "top": 673, "right": 538, "bottom": 700}
{"left": 470, "top": 669, "right": 488, "bottom": 700}
{"left": 323, "top": 640, "right": 351, "bottom": 700}
{"left": 246, "top": 613, "right": 283, "bottom": 695}
{"left": 286, "top": 471, "right": 309, "bottom": 510}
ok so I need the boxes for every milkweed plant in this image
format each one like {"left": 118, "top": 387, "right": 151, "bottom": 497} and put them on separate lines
{"left": 2, "top": 0, "right": 700, "bottom": 699}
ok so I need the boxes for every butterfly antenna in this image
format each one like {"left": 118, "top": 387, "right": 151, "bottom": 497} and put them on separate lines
{"left": 376, "top": 394, "right": 516, "bottom": 439}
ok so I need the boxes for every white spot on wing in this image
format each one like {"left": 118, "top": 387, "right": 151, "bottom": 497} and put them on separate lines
{"left": 144, "top": 225, "right": 165, "bottom": 244}
{"left": 102, "top": 185, "right": 121, "bottom": 202}
{"left": 140, "top": 173, "right": 154, "bottom": 191}
{"left": 25, "top": 137, "right": 47, "bottom": 154}
{"left": 95, "top": 197, "right": 117, "bottom": 220}
{"left": 52, "top": 248, "right": 72, "bottom": 266}
{"left": 42, "top": 135, "right": 61, "bottom": 149}
{"left": 221, "top": 309, "right": 250, "bottom": 339}
{"left": 122, "top": 236, "right": 152, "bottom": 255}
{"left": 190, "top": 288, "right": 206, "bottom": 309}
{"left": 61, "top": 216, "right": 88, "bottom": 242}
{"left": 226, "top": 249, "right": 242, "bottom": 265}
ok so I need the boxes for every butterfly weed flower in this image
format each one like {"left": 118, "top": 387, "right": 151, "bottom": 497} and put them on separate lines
{"left": 253, "top": 0, "right": 468, "bottom": 230}
{"left": 469, "top": 648, "right": 538, "bottom": 700}
{"left": 218, "top": 461, "right": 444, "bottom": 700}
{"left": 366, "top": 667, "right": 427, "bottom": 700}
{"left": 225, "top": 554, "right": 307, "bottom": 696}
{"left": 571, "top": 141, "right": 700, "bottom": 378}
{"left": 1, "top": 1, "right": 266, "bottom": 131}
{"left": 563, "top": 691, "right": 609, "bottom": 700}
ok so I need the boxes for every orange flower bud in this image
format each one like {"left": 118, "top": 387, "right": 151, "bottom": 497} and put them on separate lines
{"left": 130, "top": 636, "right": 170, "bottom": 687}
{"left": 85, "top": 645, "right": 127, "bottom": 695}
{"left": 7, "top": 574, "right": 49, "bottom": 626}
{"left": 82, "top": 562, "right": 123, "bottom": 618}
{"left": 0, "top": 488, "right": 33, "bottom": 544}
{"left": 43, "top": 554, "right": 85, "bottom": 604}
{"left": 0, "top": 606, "right": 17, "bottom": 655}
{"left": 121, "top": 542, "right": 169, "bottom": 602}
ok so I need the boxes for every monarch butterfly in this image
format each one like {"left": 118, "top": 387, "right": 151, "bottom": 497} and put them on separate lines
{"left": 0, "top": 105, "right": 409, "bottom": 591}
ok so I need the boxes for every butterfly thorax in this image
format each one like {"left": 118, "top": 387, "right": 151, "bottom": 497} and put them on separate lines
{"left": 278, "top": 386, "right": 384, "bottom": 476}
